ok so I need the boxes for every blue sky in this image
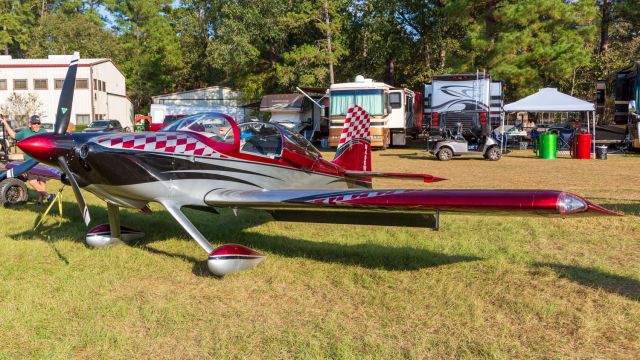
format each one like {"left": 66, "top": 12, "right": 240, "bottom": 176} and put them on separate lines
{"left": 98, "top": 0, "right": 181, "bottom": 28}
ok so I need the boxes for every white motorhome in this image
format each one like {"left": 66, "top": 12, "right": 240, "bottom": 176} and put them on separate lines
{"left": 328, "top": 76, "right": 417, "bottom": 148}
{"left": 423, "top": 73, "right": 503, "bottom": 136}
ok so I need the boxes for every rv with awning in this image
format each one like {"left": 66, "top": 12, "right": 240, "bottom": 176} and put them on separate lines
{"left": 259, "top": 93, "right": 325, "bottom": 141}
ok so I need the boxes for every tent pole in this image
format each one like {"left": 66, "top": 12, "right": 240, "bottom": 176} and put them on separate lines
{"left": 593, "top": 111, "right": 596, "bottom": 159}
{"left": 501, "top": 112, "right": 505, "bottom": 153}
{"left": 586, "top": 112, "right": 590, "bottom": 158}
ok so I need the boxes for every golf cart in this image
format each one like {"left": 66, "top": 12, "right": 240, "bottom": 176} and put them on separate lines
{"left": 429, "top": 122, "right": 501, "bottom": 161}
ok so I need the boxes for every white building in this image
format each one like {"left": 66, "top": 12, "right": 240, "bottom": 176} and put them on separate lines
{"left": 150, "top": 86, "right": 249, "bottom": 125}
{"left": 0, "top": 54, "right": 133, "bottom": 129}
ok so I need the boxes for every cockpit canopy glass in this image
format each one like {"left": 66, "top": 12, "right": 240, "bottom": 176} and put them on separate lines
{"left": 278, "top": 125, "right": 321, "bottom": 158}
{"left": 238, "top": 122, "right": 283, "bottom": 158}
{"left": 167, "top": 113, "right": 235, "bottom": 144}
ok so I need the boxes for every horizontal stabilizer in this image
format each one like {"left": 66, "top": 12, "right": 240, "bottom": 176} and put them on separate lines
{"left": 344, "top": 171, "right": 447, "bottom": 183}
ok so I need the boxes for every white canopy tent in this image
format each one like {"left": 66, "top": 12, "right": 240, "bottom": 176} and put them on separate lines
{"left": 503, "top": 88, "right": 596, "bottom": 157}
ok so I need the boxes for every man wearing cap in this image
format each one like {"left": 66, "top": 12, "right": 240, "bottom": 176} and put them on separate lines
{"left": 1, "top": 115, "right": 53, "bottom": 204}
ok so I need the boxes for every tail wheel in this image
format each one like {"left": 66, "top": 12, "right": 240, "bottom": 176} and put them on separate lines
{"left": 0, "top": 178, "right": 29, "bottom": 206}
{"left": 485, "top": 146, "right": 502, "bottom": 161}
{"left": 436, "top": 147, "right": 453, "bottom": 161}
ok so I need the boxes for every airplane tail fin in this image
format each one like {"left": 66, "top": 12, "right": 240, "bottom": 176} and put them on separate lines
{"left": 332, "top": 105, "right": 372, "bottom": 186}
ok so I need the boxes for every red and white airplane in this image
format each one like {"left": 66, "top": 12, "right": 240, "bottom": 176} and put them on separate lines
{"left": 0, "top": 53, "right": 619, "bottom": 276}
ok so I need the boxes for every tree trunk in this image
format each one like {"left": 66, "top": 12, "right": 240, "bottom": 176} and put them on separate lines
{"left": 439, "top": 48, "right": 446, "bottom": 70}
{"left": 599, "top": 0, "right": 611, "bottom": 54}
{"left": 485, "top": 0, "right": 497, "bottom": 52}
{"left": 385, "top": 58, "right": 395, "bottom": 86}
{"left": 324, "top": 0, "right": 334, "bottom": 84}
{"left": 425, "top": 42, "right": 431, "bottom": 69}
{"left": 363, "top": 31, "right": 368, "bottom": 58}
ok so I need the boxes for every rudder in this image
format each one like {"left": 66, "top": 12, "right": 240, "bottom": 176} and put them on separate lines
{"left": 332, "top": 105, "right": 372, "bottom": 186}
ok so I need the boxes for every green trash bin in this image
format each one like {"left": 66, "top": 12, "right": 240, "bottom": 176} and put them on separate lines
{"left": 539, "top": 133, "right": 557, "bottom": 160}
{"left": 135, "top": 120, "right": 149, "bottom": 132}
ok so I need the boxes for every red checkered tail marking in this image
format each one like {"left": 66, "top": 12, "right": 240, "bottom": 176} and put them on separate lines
{"left": 332, "top": 105, "right": 372, "bottom": 184}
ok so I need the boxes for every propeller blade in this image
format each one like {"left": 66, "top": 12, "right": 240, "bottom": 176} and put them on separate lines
{"left": 54, "top": 52, "right": 80, "bottom": 135}
{"left": 0, "top": 159, "right": 38, "bottom": 181}
{"left": 57, "top": 156, "right": 90, "bottom": 226}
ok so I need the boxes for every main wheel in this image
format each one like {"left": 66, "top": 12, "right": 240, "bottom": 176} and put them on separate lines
{"left": 0, "top": 178, "right": 29, "bottom": 207}
{"left": 436, "top": 147, "right": 453, "bottom": 161}
{"left": 484, "top": 146, "right": 502, "bottom": 161}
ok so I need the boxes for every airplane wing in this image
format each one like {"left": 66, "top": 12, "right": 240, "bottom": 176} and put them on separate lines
{"left": 204, "top": 188, "right": 618, "bottom": 227}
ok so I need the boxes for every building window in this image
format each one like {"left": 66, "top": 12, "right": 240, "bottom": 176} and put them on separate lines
{"left": 76, "top": 79, "right": 89, "bottom": 89}
{"left": 102, "top": 81, "right": 106, "bottom": 92}
{"left": 14, "top": 79, "right": 27, "bottom": 90}
{"left": 93, "top": 79, "right": 98, "bottom": 90}
{"left": 54, "top": 79, "right": 65, "bottom": 89}
{"left": 0, "top": 79, "right": 6, "bottom": 90}
{"left": 34, "top": 79, "right": 48, "bottom": 90}
{"left": 76, "top": 114, "right": 90, "bottom": 125}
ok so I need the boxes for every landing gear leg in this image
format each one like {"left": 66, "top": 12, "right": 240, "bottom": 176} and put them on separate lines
{"left": 107, "top": 202, "right": 121, "bottom": 242}
{"left": 161, "top": 201, "right": 213, "bottom": 254}
{"left": 85, "top": 202, "right": 144, "bottom": 247}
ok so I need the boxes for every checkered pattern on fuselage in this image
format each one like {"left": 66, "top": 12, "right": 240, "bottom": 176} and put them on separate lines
{"left": 96, "top": 133, "right": 216, "bottom": 157}
{"left": 338, "top": 105, "right": 371, "bottom": 146}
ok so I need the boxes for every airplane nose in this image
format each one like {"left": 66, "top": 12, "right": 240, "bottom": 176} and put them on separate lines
{"left": 17, "top": 133, "right": 76, "bottom": 164}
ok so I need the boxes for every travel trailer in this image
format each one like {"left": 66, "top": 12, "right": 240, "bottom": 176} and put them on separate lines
{"left": 423, "top": 73, "right": 504, "bottom": 138}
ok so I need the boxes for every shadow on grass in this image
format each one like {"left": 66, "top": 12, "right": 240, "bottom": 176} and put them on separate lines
{"left": 535, "top": 262, "right": 640, "bottom": 301}
{"left": 503, "top": 154, "right": 574, "bottom": 160}
{"left": 6, "top": 201, "right": 481, "bottom": 274}
{"left": 600, "top": 203, "right": 640, "bottom": 216}
{"left": 378, "top": 152, "right": 432, "bottom": 160}
{"left": 378, "top": 152, "right": 492, "bottom": 161}
{"left": 583, "top": 198, "right": 640, "bottom": 216}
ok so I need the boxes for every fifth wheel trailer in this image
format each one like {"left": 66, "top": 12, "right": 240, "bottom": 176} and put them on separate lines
{"left": 423, "top": 73, "right": 504, "bottom": 138}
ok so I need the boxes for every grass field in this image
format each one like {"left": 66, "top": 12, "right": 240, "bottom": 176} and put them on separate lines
{"left": 1, "top": 148, "right": 639, "bottom": 359}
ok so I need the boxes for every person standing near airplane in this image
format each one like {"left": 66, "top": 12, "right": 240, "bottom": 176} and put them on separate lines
{"left": 1, "top": 114, "right": 54, "bottom": 204}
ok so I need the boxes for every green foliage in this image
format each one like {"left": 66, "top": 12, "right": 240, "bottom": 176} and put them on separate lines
{"left": 0, "top": 0, "right": 39, "bottom": 56}
{"left": 105, "top": 0, "right": 184, "bottom": 111}
{"left": 27, "top": 12, "right": 121, "bottom": 60}
{"left": 1, "top": 0, "right": 638, "bottom": 111}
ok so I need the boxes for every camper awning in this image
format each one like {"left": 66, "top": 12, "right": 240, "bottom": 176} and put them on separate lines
{"left": 260, "top": 94, "right": 305, "bottom": 112}
{"left": 504, "top": 88, "right": 594, "bottom": 112}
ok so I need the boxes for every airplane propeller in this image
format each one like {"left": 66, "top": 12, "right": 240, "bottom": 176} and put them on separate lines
{"left": 0, "top": 52, "right": 90, "bottom": 225}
